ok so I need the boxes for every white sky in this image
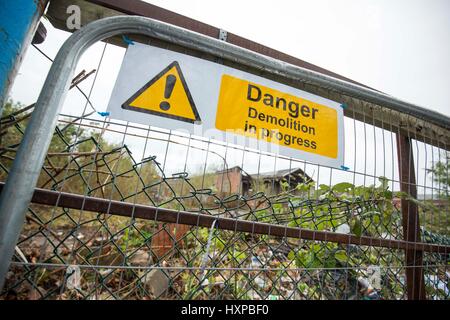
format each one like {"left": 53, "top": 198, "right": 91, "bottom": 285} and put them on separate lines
{"left": 7, "top": 0, "right": 450, "bottom": 192}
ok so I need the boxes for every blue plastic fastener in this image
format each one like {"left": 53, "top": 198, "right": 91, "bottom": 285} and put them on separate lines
{"left": 340, "top": 165, "right": 350, "bottom": 171}
{"left": 97, "top": 111, "right": 110, "bottom": 117}
{"left": 340, "top": 103, "right": 348, "bottom": 109}
{"left": 122, "top": 35, "right": 135, "bottom": 46}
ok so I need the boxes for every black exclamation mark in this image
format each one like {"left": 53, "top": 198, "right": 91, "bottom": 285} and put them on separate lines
{"left": 159, "top": 74, "right": 176, "bottom": 111}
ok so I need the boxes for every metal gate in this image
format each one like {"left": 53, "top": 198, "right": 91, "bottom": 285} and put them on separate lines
{"left": 0, "top": 16, "right": 448, "bottom": 300}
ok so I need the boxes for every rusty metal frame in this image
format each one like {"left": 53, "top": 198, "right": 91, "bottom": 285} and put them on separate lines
{"left": 1, "top": 182, "right": 447, "bottom": 255}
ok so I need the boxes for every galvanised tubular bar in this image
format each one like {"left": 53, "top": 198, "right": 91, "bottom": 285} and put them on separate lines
{"left": 0, "top": 182, "right": 448, "bottom": 255}
{"left": 396, "top": 134, "right": 426, "bottom": 300}
{"left": 0, "top": 15, "right": 448, "bottom": 289}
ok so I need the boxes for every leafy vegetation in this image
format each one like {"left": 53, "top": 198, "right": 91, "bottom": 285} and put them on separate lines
{"left": 0, "top": 101, "right": 448, "bottom": 300}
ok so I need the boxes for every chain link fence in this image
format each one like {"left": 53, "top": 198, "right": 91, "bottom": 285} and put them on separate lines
{"left": 0, "top": 16, "right": 449, "bottom": 300}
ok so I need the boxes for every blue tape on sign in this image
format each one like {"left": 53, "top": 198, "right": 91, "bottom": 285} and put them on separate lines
{"left": 98, "top": 111, "right": 110, "bottom": 117}
{"left": 340, "top": 165, "right": 350, "bottom": 171}
{"left": 122, "top": 35, "right": 134, "bottom": 46}
{"left": 340, "top": 103, "right": 348, "bottom": 109}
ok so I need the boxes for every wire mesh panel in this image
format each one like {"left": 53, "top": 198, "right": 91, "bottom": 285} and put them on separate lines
{"left": 0, "top": 23, "right": 449, "bottom": 300}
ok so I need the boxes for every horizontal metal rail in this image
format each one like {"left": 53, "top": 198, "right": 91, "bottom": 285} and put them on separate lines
{"left": 2, "top": 182, "right": 447, "bottom": 255}
{"left": 0, "top": 14, "right": 448, "bottom": 293}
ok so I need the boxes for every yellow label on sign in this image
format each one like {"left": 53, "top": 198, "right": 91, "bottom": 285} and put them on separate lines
{"left": 122, "top": 61, "right": 201, "bottom": 123}
{"left": 215, "top": 74, "right": 338, "bottom": 158}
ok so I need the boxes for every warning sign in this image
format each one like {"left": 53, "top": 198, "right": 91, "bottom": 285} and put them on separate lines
{"left": 107, "top": 43, "right": 344, "bottom": 168}
{"left": 122, "top": 61, "right": 201, "bottom": 123}
{"left": 216, "top": 75, "right": 338, "bottom": 158}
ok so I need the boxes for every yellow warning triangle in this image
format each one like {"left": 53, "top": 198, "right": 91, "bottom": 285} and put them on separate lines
{"left": 122, "top": 61, "right": 201, "bottom": 123}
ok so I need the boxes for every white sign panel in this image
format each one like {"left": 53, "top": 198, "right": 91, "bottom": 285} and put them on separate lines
{"left": 107, "top": 43, "right": 345, "bottom": 168}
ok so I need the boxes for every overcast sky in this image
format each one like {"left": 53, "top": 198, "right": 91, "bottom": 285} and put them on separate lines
{"left": 7, "top": 0, "right": 450, "bottom": 190}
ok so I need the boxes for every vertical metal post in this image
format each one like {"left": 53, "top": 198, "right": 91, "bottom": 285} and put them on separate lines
{"left": 396, "top": 133, "right": 426, "bottom": 299}
{"left": 0, "top": 0, "right": 47, "bottom": 114}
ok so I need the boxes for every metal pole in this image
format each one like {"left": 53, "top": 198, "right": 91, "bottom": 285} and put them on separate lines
{"left": 0, "top": 15, "right": 449, "bottom": 290}
{"left": 0, "top": 0, "right": 47, "bottom": 115}
{"left": 396, "top": 133, "right": 426, "bottom": 300}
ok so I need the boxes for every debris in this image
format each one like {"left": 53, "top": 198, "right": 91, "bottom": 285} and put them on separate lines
{"left": 30, "top": 234, "right": 54, "bottom": 255}
{"left": 142, "top": 269, "right": 170, "bottom": 297}
{"left": 365, "top": 290, "right": 381, "bottom": 300}
{"left": 254, "top": 276, "right": 265, "bottom": 288}
{"left": 28, "top": 286, "right": 46, "bottom": 300}
{"left": 251, "top": 256, "right": 262, "bottom": 268}
{"left": 425, "top": 274, "right": 450, "bottom": 297}
{"left": 75, "top": 232, "right": 84, "bottom": 240}
{"left": 248, "top": 289, "right": 263, "bottom": 300}
{"left": 15, "top": 246, "right": 28, "bottom": 263}
{"left": 129, "top": 249, "right": 152, "bottom": 266}
{"left": 79, "top": 245, "right": 122, "bottom": 265}
{"left": 357, "top": 276, "right": 370, "bottom": 290}
{"left": 199, "top": 278, "right": 209, "bottom": 287}
{"left": 212, "top": 275, "right": 225, "bottom": 288}
{"left": 280, "top": 276, "right": 292, "bottom": 286}
{"left": 89, "top": 292, "right": 115, "bottom": 300}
